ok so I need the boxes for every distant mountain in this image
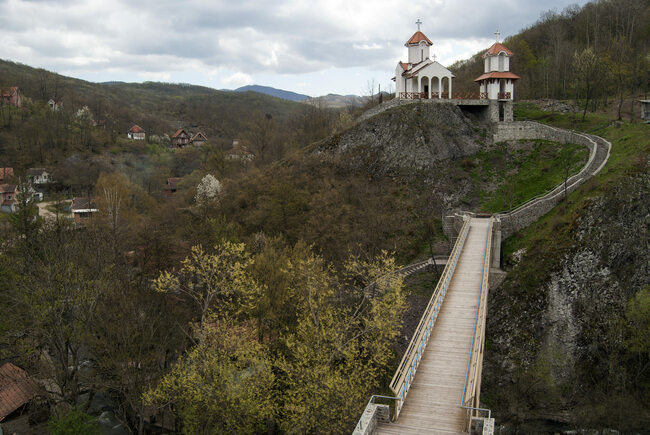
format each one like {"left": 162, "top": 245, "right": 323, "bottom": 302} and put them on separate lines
{"left": 304, "top": 93, "right": 391, "bottom": 108}
{"left": 234, "top": 85, "right": 310, "bottom": 102}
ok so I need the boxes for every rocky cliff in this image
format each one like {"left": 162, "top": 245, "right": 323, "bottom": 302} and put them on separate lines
{"left": 318, "top": 102, "right": 484, "bottom": 176}
{"left": 484, "top": 160, "right": 650, "bottom": 433}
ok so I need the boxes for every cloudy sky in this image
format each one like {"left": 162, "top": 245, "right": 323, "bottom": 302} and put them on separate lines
{"left": 0, "top": 0, "right": 590, "bottom": 96}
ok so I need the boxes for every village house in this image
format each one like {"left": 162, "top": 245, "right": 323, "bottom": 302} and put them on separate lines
{"left": 47, "top": 99, "right": 63, "bottom": 111}
{"left": 26, "top": 168, "right": 53, "bottom": 185}
{"left": 172, "top": 128, "right": 191, "bottom": 148}
{"left": 0, "top": 184, "right": 18, "bottom": 213}
{"left": 71, "top": 197, "right": 98, "bottom": 223}
{"left": 190, "top": 131, "right": 208, "bottom": 146}
{"left": 226, "top": 139, "right": 255, "bottom": 162}
{"left": 0, "top": 362, "right": 39, "bottom": 422}
{"left": 1, "top": 87, "right": 22, "bottom": 107}
{"left": 394, "top": 21, "right": 455, "bottom": 100}
{"left": 127, "top": 125, "right": 146, "bottom": 140}
{"left": 0, "top": 168, "right": 14, "bottom": 183}
{"left": 165, "top": 177, "right": 183, "bottom": 196}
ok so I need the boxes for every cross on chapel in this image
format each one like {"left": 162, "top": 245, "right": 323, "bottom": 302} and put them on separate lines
{"left": 416, "top": 19, "right": 422, "bottom": 31}
{"left": 494, "top": 29, "right": 501, "bottom": 42}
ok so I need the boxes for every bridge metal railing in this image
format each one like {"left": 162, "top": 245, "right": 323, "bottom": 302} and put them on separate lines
{"left": 388, "top": 215, "right": 472, "bottom": 419}
{"left": 461, "top": 217, "right": 494, "bottom": 434}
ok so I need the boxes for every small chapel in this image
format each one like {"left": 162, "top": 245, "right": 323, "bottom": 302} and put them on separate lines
{"left": 473, "top": 31, "right": 520, "bottom": 100}
{"left": 393, "top": 20, "right": 454, "bottom": 100}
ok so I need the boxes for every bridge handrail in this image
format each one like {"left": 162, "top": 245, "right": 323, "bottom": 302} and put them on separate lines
{"left": 388, "top": 216, "right": 472, "bottom": 419}
{"left": 461, "top": 217, "right": 493, "bottom": 432}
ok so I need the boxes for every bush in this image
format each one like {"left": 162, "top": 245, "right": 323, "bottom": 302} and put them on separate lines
{"left": 48, "top": 406, "right": 99, "bottom": 435}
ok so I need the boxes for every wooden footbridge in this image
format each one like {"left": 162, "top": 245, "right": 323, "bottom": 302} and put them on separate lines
{"left": 355, "top": 216, "right": 496, "bottom": 435}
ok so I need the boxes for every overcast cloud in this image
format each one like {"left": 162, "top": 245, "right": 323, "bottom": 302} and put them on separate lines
{"left": 0, "top": 0, "right": 590, "bottom": 96}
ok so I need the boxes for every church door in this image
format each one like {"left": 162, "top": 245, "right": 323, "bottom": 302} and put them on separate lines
{"left": 423, "top": 84, "right": 429, "bottom": 98}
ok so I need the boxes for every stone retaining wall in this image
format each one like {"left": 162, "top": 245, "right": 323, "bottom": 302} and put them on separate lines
{"left": 493, "top": 122, "right": 611, "bottom": 238}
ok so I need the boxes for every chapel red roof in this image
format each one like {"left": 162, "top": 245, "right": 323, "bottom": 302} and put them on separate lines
{"left": 474, "top": 72, "right": 521, "bottom": 81}
{"left": 399, "top": 61, "right": 409, "bottom": 72}
{"left": 0, "top": 363, "right": 39, "bottom": 421}
{"left": 128, "top": 124, "right": 144, "bottom": 133}
{"left": 482, "top": 42, "right": 514, "bottom": 57}
{"left": 406, "top": 31, "right": 433, "bottom": 45}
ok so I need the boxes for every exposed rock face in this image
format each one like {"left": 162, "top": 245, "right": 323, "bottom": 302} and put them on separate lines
{"left": 318, "top": 102, "right": 483, "bottom": 175}
{"left": 485, "top": 164, "right": 650, "bottom": 431}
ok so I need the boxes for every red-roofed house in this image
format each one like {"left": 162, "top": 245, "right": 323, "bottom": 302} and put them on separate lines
{"left": 393, "top": 22, "right": 454, "bottom": 100}
{"left": 0, "top": 168, "right": 13, "bottom": 183}
{"left": 127, "top": 125, "right": 146, "bottom": 140}
{"left": 1, "top": 87, "right": 22, "bottom": 107}
{"left": 0, "top": 362, "right": 39, "bottom": 421}
{"left": 172, "top": 128, "right": 191, "bottom": 148}
{"left": 71, "top": 197, "right": 98, "bottom": 223}
{"left": 0, "top": 184, "right": 18, "bottom": 213}
{"left": 474, "top": 36, "right": 520, "bottom": 101}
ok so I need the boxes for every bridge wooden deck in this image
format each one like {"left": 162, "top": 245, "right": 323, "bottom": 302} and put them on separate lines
{"left": 375, "top": 218, "right": 491, "bottom": 434}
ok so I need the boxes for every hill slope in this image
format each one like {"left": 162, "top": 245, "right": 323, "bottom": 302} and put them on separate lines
{"left": 234, "top": 85, "right": 310, "bottom": 102}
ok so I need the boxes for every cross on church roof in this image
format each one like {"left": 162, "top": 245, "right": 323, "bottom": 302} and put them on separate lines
{"left": 495, "top": 29, "right": 501, "bottom": 42}
{"left": 416, "top": 19, "right": 422, "bottom": 31}
{"left": 432, "top": 54, "right": 437, "bottom": 62}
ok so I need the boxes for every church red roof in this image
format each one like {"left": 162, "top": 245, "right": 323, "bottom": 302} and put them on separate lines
{"left": 406, "top": 31, "right": 433, "bottom": 45}
{"left": 474, "top": 72, "right": 521, "bottom": 81}
{"left": 482, "top": 42, "right": 514, "bottom": 57}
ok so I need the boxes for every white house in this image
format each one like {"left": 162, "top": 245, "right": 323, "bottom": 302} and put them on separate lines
{"left": 474, "top": 34, "right": 520, "bottom": 100}
{"left": 26, "top": 168, "right": 53, "bottom": 185}
{"left": 394, "top": 21, "right": 454, "bottom": 100}
{"left": 127, "top": 125, "right": 146, "bottom": 140}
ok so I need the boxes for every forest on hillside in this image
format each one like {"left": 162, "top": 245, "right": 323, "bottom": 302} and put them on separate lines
{"left": 451, "top": 0, "right": 649, "bottom": 119}
{"left": 0, "top": 0, "right": 648, "bottom": 433}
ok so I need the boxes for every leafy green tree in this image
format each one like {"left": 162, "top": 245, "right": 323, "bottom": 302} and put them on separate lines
{"left": 144, "top": 318, "right": 275, "bottom": 435}
{"left": 572, "top": 47, "right": 603, "bottom": 121}
{"left": 152, "top": 242, "right": 259, "bottom": 332}
{"left": 277, "top": 251, "right": 406, "bottom": 433}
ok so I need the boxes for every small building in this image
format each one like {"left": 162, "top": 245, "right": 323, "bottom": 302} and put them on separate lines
{"left": 0, "top": 184, "right": 18, "bottom": 213}
{"left": 190, "top": 131, "right": 208, "bottom": 146}
{"left": 71, "top": 197, "right": 98, "bottom": 223}
{"left": 0, "top": 362, "right": 39, "bottom": 422}
{"left": 26, "top": 168, "right": 53, "bottom": 185}
{"left": 172, "top": 128, "right": 191, "bottom": 148}
{"left": 0, "top": 167, "right": 13, "bottom": 183}
{"left": 1, "top": 87, "right": 21, "bottom": 107}
{"left": 639, "top": 100, "right": 650, "bottom": 122}
{"left": 226, "top": 140, "right": 255, "bottom": 162}
{"left": 394, "top": 21, "right": 454, "bottom": 100}
{"left": 165, "top": 177, "right": 183, "bottom": 196}
{"left": 127, "top": 125, "right": 146, "bottom": 140}
{"left": 473, "top": 33, "right": 520, "bottom": 101}
{"left": 47, "top": 99, "right": 63, "bottom": 111}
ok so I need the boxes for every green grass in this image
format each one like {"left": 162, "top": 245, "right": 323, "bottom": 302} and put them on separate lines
{"left": 502, "top": 105, "right": 650, "bottom": 270}
{"left": 461, "top": 139, "right": 589, "bottom": 213}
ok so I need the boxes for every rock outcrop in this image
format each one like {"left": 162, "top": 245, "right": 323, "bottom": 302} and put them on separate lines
{"left": 318, "top": 102, "right": 484, "bottom": 175}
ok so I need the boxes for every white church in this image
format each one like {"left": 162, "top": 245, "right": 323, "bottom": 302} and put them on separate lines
{"left": 393, "top": 20, "right": 454, "bottom": 100}
{"left": 394, "top": 22, "right": 519, "bottom": 103}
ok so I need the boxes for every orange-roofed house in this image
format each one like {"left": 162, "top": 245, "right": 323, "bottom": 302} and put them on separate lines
{"left": 474, "top": 33, "right": 520, "bottom": 101}
{"left": 0, "top": 168, "right": 13, "bottom": 183}
{"left": 1, "top": 87, "right": 22, "bottom": 107}
{"left": 393, "top": 21, "right": 454, "bottom": 100}
{"left": 171, "top": 128, "right": 191, "bottom": 148}
{"left": 127, "top": 124, "right": 146, "bottom": 140}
